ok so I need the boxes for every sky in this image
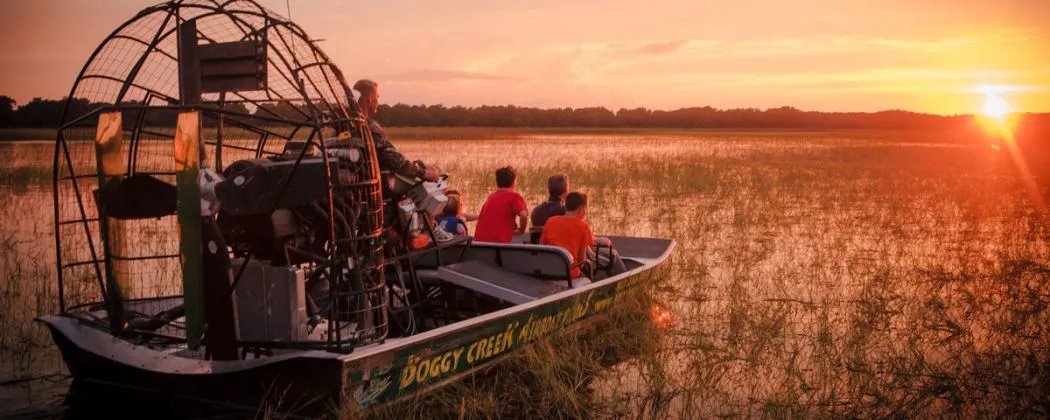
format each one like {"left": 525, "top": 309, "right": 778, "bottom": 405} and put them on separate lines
{"left": 1, "top": 0, "right": 1048, "bottom": 115}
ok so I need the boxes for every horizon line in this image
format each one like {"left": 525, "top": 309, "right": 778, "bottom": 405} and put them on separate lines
{"left": 5, "top": 93, "right": 1049, "bottom": 118}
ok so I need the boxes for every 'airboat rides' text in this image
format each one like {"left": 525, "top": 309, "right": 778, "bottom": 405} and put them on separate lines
{"left": 398, "top": 275, "right": 646, "bottom": 391}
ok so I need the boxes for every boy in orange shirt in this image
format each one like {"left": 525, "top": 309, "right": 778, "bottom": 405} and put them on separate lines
{"left": 540, "top": 192, "right": 626, "bottom": 279}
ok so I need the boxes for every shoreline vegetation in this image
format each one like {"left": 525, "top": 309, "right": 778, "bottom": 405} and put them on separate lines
{"left": 0, "top": 125, "right": 1019, "bottom": 143}
{"left": 3, "top": 95, "right": 1048, "bottom": 144}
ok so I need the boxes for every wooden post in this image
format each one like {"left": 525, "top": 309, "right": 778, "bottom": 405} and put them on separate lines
{"left": 95, "top": 111, "right": 128, "bottom": 332}
{"left": 177, "top": 20, "right": 201, "bottom": 107}
{"left": 175, "top": 111, "right": 205, "bottom": 349}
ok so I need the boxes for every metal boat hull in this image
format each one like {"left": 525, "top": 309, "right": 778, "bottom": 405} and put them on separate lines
{"left": 40, "top": 238, "right": 675, "bottom": 416}
{"left": 42, "top": 317, "right": 344, "bottom": 414}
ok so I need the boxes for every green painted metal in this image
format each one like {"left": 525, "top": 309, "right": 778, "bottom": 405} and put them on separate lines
{"left": 344, "top": 269, "right": 657, "bottom": 409}
{"left": 175, "top": 111, "right": 205, "bottom": 349}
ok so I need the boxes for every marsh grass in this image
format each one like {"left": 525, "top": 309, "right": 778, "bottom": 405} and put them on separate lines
{"left": 1, "top": 129, "right": 1048, "bottom": 417}
{"left": 0, "top": 223, "right": 65, "bottom": 410}
{"left": 391, "top": 132, "right": 1050, "bottom": 418}
{"left": 0, "top": 128, "right": 55, "bottom": 142}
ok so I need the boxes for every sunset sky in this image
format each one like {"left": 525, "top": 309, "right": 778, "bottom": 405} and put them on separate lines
{"left": 1, "top": 0, "right": 1048, "bottom": 114}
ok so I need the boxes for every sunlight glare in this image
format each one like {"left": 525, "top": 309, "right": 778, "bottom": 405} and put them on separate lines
{"left": 650, "top": 303, "right": 676, "bottom": 330}
{"left": 981, "top": 93, "right": 1013, "bottom": 119}
{"left": 976, "top": 90, "right": 1018, "bottom": 141}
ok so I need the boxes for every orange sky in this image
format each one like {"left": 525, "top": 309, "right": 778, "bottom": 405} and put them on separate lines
{"left": 1, "top": 0, "right": 1048, "bottom": 114}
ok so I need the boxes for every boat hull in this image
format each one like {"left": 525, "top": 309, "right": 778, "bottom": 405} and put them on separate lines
{"left": 41, "top": 317, "right": 344, "bottom": 415}
{"left": 40, "top": 239, "right": 675, "bottom": 416}
{"left": 342, "top": 263, "right": 665, "bottom": 411}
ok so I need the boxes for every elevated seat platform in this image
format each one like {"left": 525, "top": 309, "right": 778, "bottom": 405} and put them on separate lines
{"left": 437, "top": 260, "right": 590, "bottom": 304}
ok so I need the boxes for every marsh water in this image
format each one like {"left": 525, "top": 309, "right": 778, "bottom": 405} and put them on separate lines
{"left": 1, "top": 131, "right": 1048, "bottom": 417}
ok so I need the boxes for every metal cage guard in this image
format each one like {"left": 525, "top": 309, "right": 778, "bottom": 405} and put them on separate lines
{"left": 53, "top": 1, "right": 393, "bottom": 354}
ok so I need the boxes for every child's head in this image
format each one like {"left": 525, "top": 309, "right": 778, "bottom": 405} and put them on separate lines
{"left": 495, "top": 166, "right": 517, "bottom": 189}
{"left": 444, "top": 189, "right": 463, "bottom": 216}
{"left": 547, "top": 173, "right": 569, "bottom": 200}
{"left": 565, "top": 191, "right": 588, "bottom": 218}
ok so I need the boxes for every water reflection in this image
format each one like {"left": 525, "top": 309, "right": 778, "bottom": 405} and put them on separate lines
{"left": 58, "top": 380, "right": 259, "bottom": 420}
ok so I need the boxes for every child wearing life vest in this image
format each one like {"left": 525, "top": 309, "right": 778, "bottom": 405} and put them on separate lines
{"left": 436, "top": 189, "right": 473, "bottom": 236}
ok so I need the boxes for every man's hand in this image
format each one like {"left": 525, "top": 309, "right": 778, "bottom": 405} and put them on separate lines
{"left": 595, "top": 236, "right": 613, "bottom": 247}
{"left": 515, "top": 210, "right": 529, "bottom": 235}
{"left": 421, "top": 166, "right": 441, "bottom": 182}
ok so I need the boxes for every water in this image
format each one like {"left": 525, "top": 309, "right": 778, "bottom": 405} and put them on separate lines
{"left": 2, "top": 131, "right": 1048, "bottom": 417}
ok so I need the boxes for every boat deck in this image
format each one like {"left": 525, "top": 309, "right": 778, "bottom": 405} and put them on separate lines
{"left": 437, "top": 260, "right": 590, "bottom": 304}
{"left": 605, "top": 236, "right": 675, "bottom": 260}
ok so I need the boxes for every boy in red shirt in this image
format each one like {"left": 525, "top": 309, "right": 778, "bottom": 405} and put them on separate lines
{"left": 541, "top": 192, "right": 627, "bottom": 279}
{"left": 473, "top": 167, "right": 528, "bottom": 243}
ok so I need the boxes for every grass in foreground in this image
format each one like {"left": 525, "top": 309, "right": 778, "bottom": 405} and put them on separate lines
{"left": 2, "top": 131, "right": 1049, "bottom": 417}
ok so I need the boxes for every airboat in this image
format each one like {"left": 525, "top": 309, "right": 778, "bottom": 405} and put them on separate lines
{"left": 37, "top": 0, "right": 675, "bottom": 416}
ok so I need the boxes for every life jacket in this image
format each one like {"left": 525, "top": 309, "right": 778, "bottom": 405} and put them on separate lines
{"left": 436, "top": 215, "right": 468, "bottom": 235}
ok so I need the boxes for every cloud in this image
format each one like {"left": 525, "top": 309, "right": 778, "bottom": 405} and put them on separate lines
{"left": 384, "top": 69, "right": 521, "bottom": 83}
{"left": 373, "top": 29, "right": 1050, "bottom": 112}
{"left": 600, "top": 31, "right": 1033, "bottom": 62}
{"left": 610, "top": 68, "right": 1038, "bottom": 88}
{"left": 970, "top": 84, "right": 1046, "bottom": 94}
{"left": 378, "top": 47, "right": 633, "bottom": 109}
{"left": 610, "top": 39, "right": 690, "bottom": 56}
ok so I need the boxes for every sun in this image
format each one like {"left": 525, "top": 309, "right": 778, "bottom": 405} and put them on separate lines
{"left": 976, "top": 91, "right": 1017, "bottom": 140}
{"left": 981, "top": 93, "right": 1013, "bottom": 119}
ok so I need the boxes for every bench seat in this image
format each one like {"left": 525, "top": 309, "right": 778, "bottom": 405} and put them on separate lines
{"left": 437, "top": 260, "right": 591, "bottom": 304}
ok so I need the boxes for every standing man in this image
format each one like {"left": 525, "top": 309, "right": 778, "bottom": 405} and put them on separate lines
{"left": 474, "top": 167, "right": 528, "bottom": 243}
{"left": 353, "top": 79, "right": 439, "bottom": 182}
{"left": 529, "top": 173, "right": 568, "bottom": 243}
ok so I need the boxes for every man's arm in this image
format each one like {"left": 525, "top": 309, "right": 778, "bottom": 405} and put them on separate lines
{"left": 369, "top": 120, "right": 439, "bottom": 181}
{"left": 578, "top": 225, "right": 595, "bottom": 273}
{"left": 577, "top": 244, "right": 591, "bottom": 268}
{"left": 581, "top": 221, "right": 609, "bottom": 247}
{"left": 514, "top": 195, "right": 528, "bottom": 235}
{"left": 516, "top": 210, "right": 528, "bottom": 235}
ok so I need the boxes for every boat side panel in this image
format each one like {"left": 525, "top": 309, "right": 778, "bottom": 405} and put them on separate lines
{"left": 605, "top": 236, "right": 675, "bottom": 260}
{"left": 344, "top": 268, "right": 659, "bottom": 409}
{"left": 45, "top": 324, "right": 344, "bottom": 416}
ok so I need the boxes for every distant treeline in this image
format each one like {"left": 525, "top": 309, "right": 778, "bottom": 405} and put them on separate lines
{"left": 3, "top": 94, "right": 1048, "bottom": 132}
{"left": 374, "top": 104, "right": 977, "bottom": 130}
{"left": 0, "top": 95, "right": 253, "bottom": 128}
{"left": 370, "top": 104, "right": 1050, "bottom": 137}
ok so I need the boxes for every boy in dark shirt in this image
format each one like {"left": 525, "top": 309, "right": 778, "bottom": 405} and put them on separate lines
{"left": 530, "top": 174, "right": 568, "bottom": 243}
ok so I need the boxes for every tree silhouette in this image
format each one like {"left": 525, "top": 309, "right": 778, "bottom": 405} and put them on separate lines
{"left": 2, "top": 93, "right": 1047, "bottom": 142}
{"left": 0, "top": 96, "right": 16, "bottom": 128}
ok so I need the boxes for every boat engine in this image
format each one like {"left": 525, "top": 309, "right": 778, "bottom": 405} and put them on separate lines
{"left": 215, "top": 142, "right": 367, "bottom": 265}
{"left": 212, "top": 139, "right": 385, "bottom": 341}
{"left": 216, "top": 157, "right": 327, "bottom": 265}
